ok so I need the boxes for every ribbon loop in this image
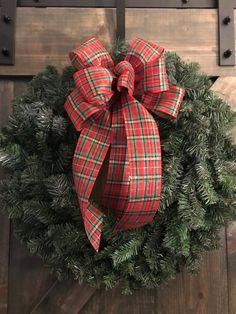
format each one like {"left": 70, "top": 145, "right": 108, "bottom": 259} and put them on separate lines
{"left": 125, "top": 38, "right": 169, "bottom": 96}
{"left": 64, "top": 36, "right": 185, "bottom": 252}
{"left": 69, "top": 37, "right": 114, "bottom": 70}
{"left": 115, "top": 61, "right": 135, "bottom": 96}
{"left": 73, "top": 67, "right": 114, "bottom": 104}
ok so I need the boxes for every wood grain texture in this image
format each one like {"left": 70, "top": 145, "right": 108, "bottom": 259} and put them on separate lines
{"left": 227, "top": 222, "right": 236, "bottom": 314}
{"left": 0, "top": 80, "right": 13, "bottom": 126}
{"left": 211, "top": 77, "right": 236, "bottom": 314}
{"left": 80, "top": 229, "right": 228, "bottom": 314}
{"left": 8, "top": 232, "right": 55, "bottom": 314}
{"left": 0, "top": 79, "right": 13, "bottom": 314}
{"left": 0, "top": 217, "right": 9, "bottom": 314}
{"left": 126, "top": 8, "right": 219, "bottom": 72}
{"left": 31, "top": 281, "right": 96, "bottom": 314}
{"left": 0, "top": 8, "right": 236, "bottom": 76}
{"left": 0, "top": 7, "right": 116, "bottom": 76}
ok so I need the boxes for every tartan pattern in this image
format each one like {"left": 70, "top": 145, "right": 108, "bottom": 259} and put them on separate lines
{"left": 69, "top": 36, "right": 114, "bottom": 71}
{"left": 115, "top": 61, "right": 135, "bottom": 95}
{"left": 73, "top": 67, "right": 114, "bottom": 103}
{"left": 64, "top": 37, "right": 185, "bottom": 251}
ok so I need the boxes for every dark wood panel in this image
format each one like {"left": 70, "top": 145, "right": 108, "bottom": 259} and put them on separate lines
{"left": 8, "top": 232, "right": 55, "bottom": 314}
{"left": 0, "top": 79, "right": 13, "bottom": 127}
{"left": 0, "top": 7, "right": 116, "bottom": 76}
{"left": 227, "top": 223, "right": 236, "bottom": 314}
{"left": 0, "top": 79, "right": 13, "bottom": 314}
{"left": 31, "top": 281, "right": 96, "bottom": 314}
{"left": 2, "top": 8, "right": 236, "bottom": 76}
{"left": 80, "top": 229, "right": 228, "bottom": 314}
{"left": 0, "top": 213, "right": 9, "bottom": 314}
{"left": 211, "top": 77, "right": 236, "bottom": 314}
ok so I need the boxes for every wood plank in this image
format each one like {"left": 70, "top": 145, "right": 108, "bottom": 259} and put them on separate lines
{"left": 0, "top": 8, "right": 236, "bottom": 76}
{"left": 80, "top": 229, "right": 228, "bottom": 314}
{"left": 226, "top": 223, "right": 236, "bottom": 314}
{"left": 211, "top": 77, "right": 236, "bottom": 314}
{"left": 0, "top": 79, "right": 13, "bottom": 135}
{"left": 0, "top": 7, "right": 116, "bottom": 76}
{"left": 0, "top": 79, "right": 14, "bottom": 314}
{"left": 154, "top": 230, "right": 228, "bottom": 314}
{"left": 30, "top": 281, "right": 96, "bottom": 314}
{"left": 8, "top": 234, "right": 55, "bottom": 314}
{"left": 127, "top": 7, "right": 220, "bottom": 72}
{"left": 226, "top": 222, "right": 236, "bottom": 314}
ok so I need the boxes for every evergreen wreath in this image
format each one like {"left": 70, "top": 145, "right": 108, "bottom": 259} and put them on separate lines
{"left": 0, "top": 41, "right": 236, "bottom": 294}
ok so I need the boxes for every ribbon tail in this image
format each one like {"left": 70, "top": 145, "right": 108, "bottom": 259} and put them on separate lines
{"left": 113, "top": 95, "right": 162, "bottom": 233}
{"left": 101, "top": 94, "right": 130, "bottom": 217}
{"left": 72, "top": 109, "right": 111, "bottom": 252}
{"left": 83, "top": 203, "right": 103, "bottom": 252}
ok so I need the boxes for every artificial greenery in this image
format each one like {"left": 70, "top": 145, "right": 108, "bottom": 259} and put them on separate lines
{"left": 0, "top": 43, "right": 236, "bottom": 294}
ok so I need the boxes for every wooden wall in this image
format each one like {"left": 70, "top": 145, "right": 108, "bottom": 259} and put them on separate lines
{"left": 0, "top": 6, "right": 236, "bottom": 314}
{"left": 0, "top": 8, "right": 236, "bottom": 76}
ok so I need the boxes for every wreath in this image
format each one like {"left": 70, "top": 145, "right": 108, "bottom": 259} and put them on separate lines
{"left": 0, "top": 38, "right": 236, "bottom": 294}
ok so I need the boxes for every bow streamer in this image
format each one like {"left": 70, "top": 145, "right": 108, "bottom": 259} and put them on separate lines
{"left": 64, "top": 37, "right": 185, "bottom": 251}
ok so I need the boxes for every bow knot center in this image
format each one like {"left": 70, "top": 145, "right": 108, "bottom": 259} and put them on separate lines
{"left": 114, "top": 61, "right": 135, "bottom": 96}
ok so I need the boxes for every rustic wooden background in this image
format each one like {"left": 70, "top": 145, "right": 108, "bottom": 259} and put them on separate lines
{"left": 0, "top": 7, "right": 236, "bottom": 314}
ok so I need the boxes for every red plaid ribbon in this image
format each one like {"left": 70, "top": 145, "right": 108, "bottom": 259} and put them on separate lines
{"left": 64, "top": 37, "right": 185, "bottom": 252}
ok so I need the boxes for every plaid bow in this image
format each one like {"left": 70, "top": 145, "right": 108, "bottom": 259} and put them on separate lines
{"left": 64, "top": 37, "right": 185, "bottom": 252}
